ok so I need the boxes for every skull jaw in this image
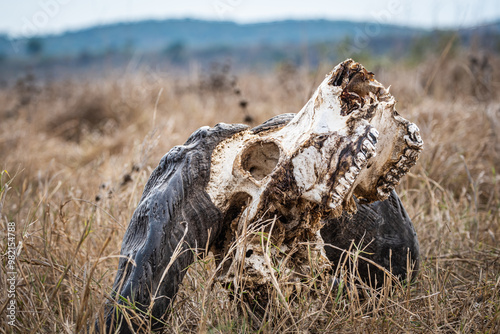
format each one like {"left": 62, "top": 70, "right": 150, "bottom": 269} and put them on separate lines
{"left": 205, "top": 59, "right": 423, "bottom": 304}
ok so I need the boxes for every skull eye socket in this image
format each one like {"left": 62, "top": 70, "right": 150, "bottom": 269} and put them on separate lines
{"left": 241, "top": 141, "right": 280, "bottom": 180}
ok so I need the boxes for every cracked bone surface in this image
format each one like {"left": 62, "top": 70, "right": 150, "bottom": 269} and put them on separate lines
{"left": 206, "top": 59, "right": 423, "bottom": 296}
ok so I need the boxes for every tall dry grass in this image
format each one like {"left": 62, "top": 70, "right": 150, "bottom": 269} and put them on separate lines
{"left": 0, "top": 54, "right": 499, "bottom": 333}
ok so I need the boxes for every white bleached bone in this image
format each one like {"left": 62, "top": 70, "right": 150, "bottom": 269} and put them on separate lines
{"left": 205, "top": 59, "right": 423, "bottom": 296}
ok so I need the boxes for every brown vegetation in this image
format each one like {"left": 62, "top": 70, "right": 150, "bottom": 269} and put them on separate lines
{"left": 1, "top": 54, "right": 499, "bottom": 333}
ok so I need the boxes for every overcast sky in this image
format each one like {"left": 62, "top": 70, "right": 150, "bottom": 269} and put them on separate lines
{"left": 1, "top": 0, "right": 499, "bottom": 38}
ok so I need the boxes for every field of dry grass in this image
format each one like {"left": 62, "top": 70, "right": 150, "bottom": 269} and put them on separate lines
{"left": 1, "top": 54, "right": 499, "bottom": 333}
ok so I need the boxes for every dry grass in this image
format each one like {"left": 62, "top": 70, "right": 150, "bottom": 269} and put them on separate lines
{"left": 1, "top": 54, "right": 499, "bottom": 333}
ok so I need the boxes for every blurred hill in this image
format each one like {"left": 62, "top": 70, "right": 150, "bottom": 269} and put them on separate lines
{"left": 0, "top": 18, "right": 499, "bottom": 79}
{"left": 2, "top": 19, "right": 424, "bottom": 56}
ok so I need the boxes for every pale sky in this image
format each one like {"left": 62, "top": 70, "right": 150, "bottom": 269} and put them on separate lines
{"left": 1, "top": 0, "right": 499, "bottom": 38}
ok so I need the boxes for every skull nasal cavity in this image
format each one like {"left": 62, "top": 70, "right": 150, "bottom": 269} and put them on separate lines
{"left": 241, "top": 141, "right": 280, "bottom": 180}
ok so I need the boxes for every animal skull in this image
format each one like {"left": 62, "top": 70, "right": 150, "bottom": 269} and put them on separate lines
{"left": 205, "top": 59, "right": 423, "bottom": 293}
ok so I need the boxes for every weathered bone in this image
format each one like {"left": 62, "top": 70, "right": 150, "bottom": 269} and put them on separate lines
{"left": 206, "top": 59, "right": 422, "bottom": 293}
{"left": 103, "top": 59, "right": 422, "bottom": 333}
{"left": 322, "top": 189, "right": 420, "bottom": 286}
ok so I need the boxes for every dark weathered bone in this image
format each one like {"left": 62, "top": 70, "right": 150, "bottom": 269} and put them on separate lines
{"left": 102, "top": 59, "right": 422, "bottom": 332}
{"left": 321, "top": 190, "right": 420, "bottom": 286}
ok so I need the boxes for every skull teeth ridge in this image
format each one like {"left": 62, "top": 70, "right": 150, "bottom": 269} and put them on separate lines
{"left": 375, "top": 123, "right": 423, "bottom": 199}
{"left": 328, "top": 125, "right": 381, "bottom": 211}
